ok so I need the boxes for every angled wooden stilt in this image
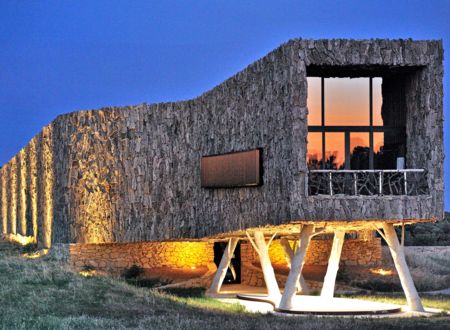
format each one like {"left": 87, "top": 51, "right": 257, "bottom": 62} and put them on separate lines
{"left": 252, "top": 231, "right": 281, "bottom": 300}
{"left": 279, "top": 224, "right": 315, "bottom": 310}
{"left": 321, "top": 230, "right": 345, "bottom": 298}
{"left": 279, "top": 237, "right": 310, "bottom": 295}
{"left": 382, "top": 223, "right": 424, "bottom": 312}
{"left": 206, "top": 237, "right": 239, "bottom": 295}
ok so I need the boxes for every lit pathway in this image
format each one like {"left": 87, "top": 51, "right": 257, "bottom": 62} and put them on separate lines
{"left": 213, "top": 284, "right": 446, "bottom": 317}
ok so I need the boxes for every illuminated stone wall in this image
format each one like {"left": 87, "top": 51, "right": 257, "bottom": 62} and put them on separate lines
{"left": 9, "top": 157, "right": 17, "bottom": 235}
{"left": 67, "top": 239, "right": 379, "bottom": 287}
{"left": 1, "top": 165, "right": 7, "bottom": 234}
{"left": 27, "top": 138, "right": 38, "bottom": 239}
{"left": 18, "top": 149, "right": 27, "bottom": 236}
{"left": 69, "top": 241, "right": 215, "bottom": 274}
{"left": 240, "top": 238, "right": 382, "bottom": 287}
{"left": 0, "top": 39, "right": 443, "bottom": 246}
{"left": 0, "top": 128, "right": 53, "bottom": 247}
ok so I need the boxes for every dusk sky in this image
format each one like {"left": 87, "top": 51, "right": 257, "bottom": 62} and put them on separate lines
{"left": 1, "top": 1, "right": 449, "bottom": 208}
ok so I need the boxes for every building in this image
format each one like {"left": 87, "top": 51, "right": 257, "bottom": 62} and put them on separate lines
{"left": 0, "top": 39, "right": 444, "bottom": 312}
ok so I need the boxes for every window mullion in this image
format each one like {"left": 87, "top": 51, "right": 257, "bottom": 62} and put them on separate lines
{"left": 321, "top": 77, "right": 325, "bottom": 169}
{"left": 345, "top": 132, "right": 351, "bottom": 170}
{"left": 369, "top": 77, "right": 374, "bottom": 169}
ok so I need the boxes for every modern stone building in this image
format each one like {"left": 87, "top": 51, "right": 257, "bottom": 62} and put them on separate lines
{"left": 0, "top": 39, "right": 444, "bottom": 313}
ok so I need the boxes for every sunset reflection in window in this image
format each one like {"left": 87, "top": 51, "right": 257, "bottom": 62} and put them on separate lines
{"left": 307, "top": 77, "right": 385, "bottom": 170}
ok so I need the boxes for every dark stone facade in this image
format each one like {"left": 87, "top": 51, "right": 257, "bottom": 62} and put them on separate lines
{"left": 0, "top": 39, "right": 444, "bottom": 246}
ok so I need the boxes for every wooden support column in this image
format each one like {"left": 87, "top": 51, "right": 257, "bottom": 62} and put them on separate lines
{"left": 279, "top": 225, "right": 315, "bottom": 310}
{"left": 382, "top": 223, "right": 424, "bottom": 312}
{"left": 279, "top": 237, "right": 310, "bottom": 295}
{"left": 247, "top": 231, "right": 281, "bottom": 300}
{"left": 321, "top": 230, "right": 345, "bottom": 298}
{"left": 206, "top": 237, "right": 239, "bottom": 295}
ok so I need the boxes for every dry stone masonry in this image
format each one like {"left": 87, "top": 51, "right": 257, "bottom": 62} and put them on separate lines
{"left": 69, "top": 241, "right": 215, "bottom": 273}
{"left": 240, "top": 238, "right": 381, "bottom": 288}
{"left": 0, "top": 39, "right": 443, "bottom": 249}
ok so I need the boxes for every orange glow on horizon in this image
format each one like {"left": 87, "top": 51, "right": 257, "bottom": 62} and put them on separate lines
{"left": 307, "top": 77, "right": 385, "bottom": 169}
{"left": 373, "top": 132, "right": 384, "bottom": 154}
{"left": 326, "top": 78, "right": 370, "bottom": 126}
{"left": 307, "top": 77, "right": 383, "bottom": 127}
{"left": 326, "top": 133, "right": 345, "bottom": 168}
{"left": 372, "top": 78, "right": 383, "bottom": 126}
{"left": 306, "top": 132, "right": 322, "bottom": 167}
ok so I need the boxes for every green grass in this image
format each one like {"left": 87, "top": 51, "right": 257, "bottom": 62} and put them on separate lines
{"left": 341, "top": 294, "right": 450, "bottom": 312}
{"left": 0, "top": 241, "right": 449, "bottom": 330}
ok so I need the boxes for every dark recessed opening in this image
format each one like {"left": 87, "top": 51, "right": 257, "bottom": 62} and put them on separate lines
{"left": 213, "top": 241, "right": 241, "bottom": 284}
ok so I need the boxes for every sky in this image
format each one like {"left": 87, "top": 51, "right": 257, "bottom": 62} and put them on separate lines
{"left": 0, "top": 0, "right": 449, "bottom": 208}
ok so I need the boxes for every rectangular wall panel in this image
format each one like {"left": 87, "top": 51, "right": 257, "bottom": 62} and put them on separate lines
{"left": 201, "top": 149, "right": 262, "bottom": 188}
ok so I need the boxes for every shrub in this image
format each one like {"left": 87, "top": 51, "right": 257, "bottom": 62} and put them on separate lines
{"left": 122, "top": 264, "right": 144, "bottom": 280}
{"left": 350, "top": 280, "right": 402, "bottom": 292}
{"left": 20, "top": 244, "right": 38, "bottom": 254}
{"left": 81, "top": 264, "right": 95, "bottom": 272}
{"left": 399, "top": 216, "right": 450, "bottom": 246}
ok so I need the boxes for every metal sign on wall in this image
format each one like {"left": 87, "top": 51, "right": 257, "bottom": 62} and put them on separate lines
{"left": 200, "top": 149, "right": 263, "bottom": 188}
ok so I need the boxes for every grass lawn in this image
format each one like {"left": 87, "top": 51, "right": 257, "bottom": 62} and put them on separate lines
{"left": 0, "top": 241, "right": 449, "bottom": 330}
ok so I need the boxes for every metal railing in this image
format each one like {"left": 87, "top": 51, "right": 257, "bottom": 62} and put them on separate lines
{"left": 308, "top": 169, "right": 429, "bottom": 196}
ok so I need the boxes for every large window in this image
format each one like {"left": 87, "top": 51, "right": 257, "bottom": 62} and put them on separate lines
{"left": 307, "top": 77, "right": 405, "bottom": 170}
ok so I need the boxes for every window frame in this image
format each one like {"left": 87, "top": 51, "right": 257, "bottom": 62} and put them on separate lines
{"left": 307, "top": 77, "right": 397, "bottom": 170}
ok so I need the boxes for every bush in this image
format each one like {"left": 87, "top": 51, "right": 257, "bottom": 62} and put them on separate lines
{"left": 399, "top": 214, "right": 450, "bottom": 246}
{"left": 350, "top": 280, "right": 402, "bottom": 292}
{"left": 336, "top": 268, "right": 350, "bottom": 282}
{"left": 122, "top": 265, "right": 144, "bottom": 280}
{"left": 81, "top": 264, "right": 95, "bottom": 272}
{"left": 20, "top": 244, "right": 38, "bottom": 254}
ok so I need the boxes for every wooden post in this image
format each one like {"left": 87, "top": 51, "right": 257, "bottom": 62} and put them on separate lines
{"left": 250, "top": 231, "right": 281, "bottom": 300}
{"left": 321, "top": 230, "right": 345, "bottom": 298}
{"left": 279, "top": 237, "right": 310, "bottom": 294}
{"left": 279, "top": 225, "right": 315, "bottom": 310}
{"left": 382, "top": 223, "right": 424, "bottom": 312}
{"left": 206, "top": 237, "right": 239, "bottom": 295}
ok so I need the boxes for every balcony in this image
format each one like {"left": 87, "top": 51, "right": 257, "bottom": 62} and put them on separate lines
{"left": 308, "top": 169, "right": 429, "bottom": 196}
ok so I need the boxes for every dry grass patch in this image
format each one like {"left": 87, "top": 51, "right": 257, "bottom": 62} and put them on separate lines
{"left": 405, "top": 247, "right": 450, "bottom": 291}
{"left": 0, "top": 241, "right": 449, "bottom": 329}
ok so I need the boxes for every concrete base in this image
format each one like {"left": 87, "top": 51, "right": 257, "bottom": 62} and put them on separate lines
{"left": 211, "top": 284, "right": 447, "bottom": 317}
{"left": 272, "top": 296, "right": 402, "bottom": 315}
{"left": 236, "top": 294, "right": 402, "bottom": 315}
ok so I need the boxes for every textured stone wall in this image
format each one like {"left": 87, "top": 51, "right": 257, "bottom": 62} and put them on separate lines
{"left": 67, "top": 238, "right": 380, "bottom": 288}
{"left": 50, "top": 42, "right": 296, "bottom": 244}
{"left": 290, "top": 39, "right": 444, "bottom": 222}
{"left": 0, "top": 169, "right": 5, "bottom": 234}
{"left": 240, "top": 238, "right": 382, "bottom": 287}
{"left": 69, "top": 241, "right": 215, "bottom": 274}
{"left": 0, "top": 39, "right": 443, "bottom": 246}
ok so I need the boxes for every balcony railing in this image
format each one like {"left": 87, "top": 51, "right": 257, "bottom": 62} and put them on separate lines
{"left": 308, "top": 169, "right": 429, "bottom": 196}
